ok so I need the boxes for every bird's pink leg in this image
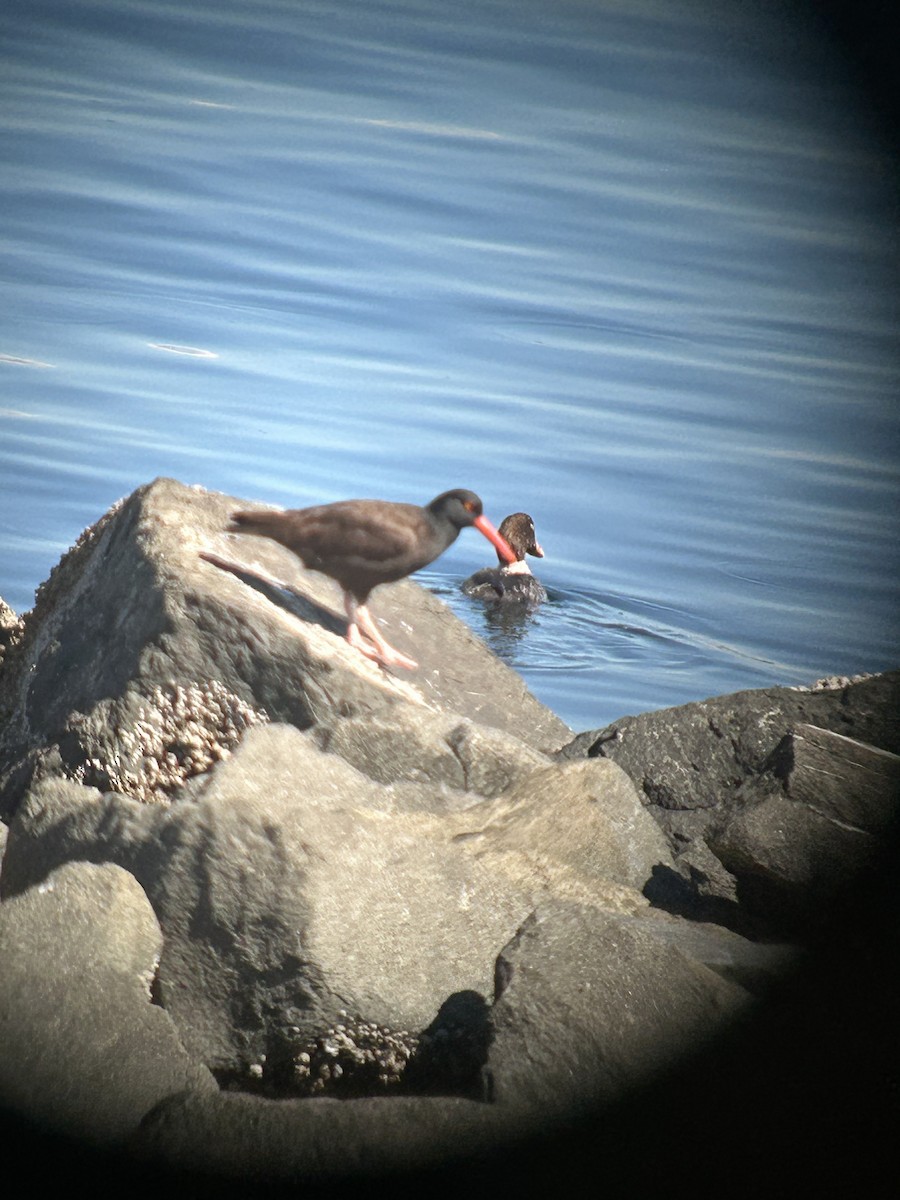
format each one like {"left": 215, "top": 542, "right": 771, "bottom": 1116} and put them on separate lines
{"left": 344, "top": 595, "right": 418, "bottom": 670}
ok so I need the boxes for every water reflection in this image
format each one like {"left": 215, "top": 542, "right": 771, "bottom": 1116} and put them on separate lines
{"left": 422, "top": 567, "right": 814, "bottom": 729}
{"left": 479, "top": 586, "right": 545, "bottom": 641}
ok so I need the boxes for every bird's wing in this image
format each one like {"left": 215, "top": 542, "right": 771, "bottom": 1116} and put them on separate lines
{"left": 303, "top": 501, "right": 427, "bottom": 570}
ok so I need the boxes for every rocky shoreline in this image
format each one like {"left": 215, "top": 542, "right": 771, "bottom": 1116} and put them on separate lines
{"left": 1, "top": 478, "right": 897, "bottom": 1191}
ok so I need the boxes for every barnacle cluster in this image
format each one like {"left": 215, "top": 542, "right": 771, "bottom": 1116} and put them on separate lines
{"left": 285, "top": 1018, "right": 420, "bottom": 1098}
{"left": 73, "top": 679, "right": 267, "bottom": 803}
{"left": 805, "top": 674, "right": 872, "bottom": 691}
{"left": 0, "top": 598, "right": 22, "bottom": 670}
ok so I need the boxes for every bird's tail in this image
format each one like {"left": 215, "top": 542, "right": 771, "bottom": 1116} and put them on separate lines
{"left": 227, "top": 510, "right": 285, "bottom": 539}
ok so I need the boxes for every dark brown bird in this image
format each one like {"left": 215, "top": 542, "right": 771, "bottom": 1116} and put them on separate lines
{"left": 228, "top": 488, "right": 516, "bottom": 669}
{"left": 462, "top": 512, "right": 547, "bottom": 605}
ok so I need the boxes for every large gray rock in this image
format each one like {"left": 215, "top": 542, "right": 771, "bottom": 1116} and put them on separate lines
{"left": 487, "top": 902, "right": 751, "bottom": 1122}
{"left": 0, "top": 860, "right": 215, "bottom": 1145}
{"left": 447, "top": 757, "right": 674, "bottom": 889}
{"left": 3, "top": 723, "right": 672, "bottom": 1075}
{"left": 131, "top": 1089, "right": 510, "bottom": 1183}
{"left": 2, "top": 481, "right": 894, "bottom": 1187}
{"left": 708, "top": 725, "right": 900, "bottom": 932}
{"left": 0, "top": 478, "right": 570, "bottom": 817}
{"left": 2, "top": 718, "right": 742, "bottom": 1181}
{"left": 125, "top": 905, "right": 782, "bottom": 1183}
{"left": 766, "top": 722, "right": 900, "bottom": 832}
{"left": 560, "top": 672, "right": 900, "bottom": 815}
{"left": 560, "top": 674, "right": 900, "bottom": 935}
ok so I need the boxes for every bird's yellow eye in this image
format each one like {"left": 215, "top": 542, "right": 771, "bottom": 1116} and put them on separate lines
{"left": 464, "top": 500, "right": 476, "bottom": 512}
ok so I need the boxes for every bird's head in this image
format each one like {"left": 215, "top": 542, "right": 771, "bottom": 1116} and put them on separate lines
{"left": 429, "top": 490, "right": 517, "bottom": 563}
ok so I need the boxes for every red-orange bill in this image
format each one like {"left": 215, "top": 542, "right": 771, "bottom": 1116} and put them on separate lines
{"left": 473, "top": 514, "right": 517, "bottom": 564}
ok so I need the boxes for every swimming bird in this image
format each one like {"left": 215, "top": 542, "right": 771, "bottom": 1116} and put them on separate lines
{"left": 461, "top": 512, "right": 547, "bottom": 605}
{"left": 228, "top": 488, "right": 516, "bottom": 669}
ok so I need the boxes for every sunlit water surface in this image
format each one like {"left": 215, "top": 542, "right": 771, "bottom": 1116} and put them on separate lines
{"left": 2, "top": 0, "right": 898, "bottom": 732}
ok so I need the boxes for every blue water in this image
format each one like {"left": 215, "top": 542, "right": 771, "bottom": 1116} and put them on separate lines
{"left": 1, "top": 0, "right": 898, "bottom": 732}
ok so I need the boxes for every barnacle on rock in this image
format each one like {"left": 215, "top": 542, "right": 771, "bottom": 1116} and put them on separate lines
{"left": 0, "top": 598, "right": 23, "bottom": 671}
{"left": 239, "top": 994, "right": 493, "bottom": 1101}
{"left": 804, "top": 674, "right": 873, "bottom": 691}
{"left": 273, "top": 1018, "right": 420, "bottom": 1098}
{"left": 69, "top": 679, "right": 268, "bottom": 804}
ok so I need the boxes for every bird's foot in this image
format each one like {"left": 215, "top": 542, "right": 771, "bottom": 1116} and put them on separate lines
{"left": 349, "top": 607, "right": 418, "bottom": 671}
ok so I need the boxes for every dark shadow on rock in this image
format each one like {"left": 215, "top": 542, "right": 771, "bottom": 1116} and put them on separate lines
{"left": 249, "top": 1018, "right": 420, "bottom": 1100}
{"left": 403, "top": 991, "right": 493, "bottom": 1101}
{"left": 198, "top": 552, "right": 347, "bottom": 638}
{"left": 219, "top": 992, "right": 493, "bottom": 1105}
{"left": 643, "top": 862, "right": 752, "bottom": 936}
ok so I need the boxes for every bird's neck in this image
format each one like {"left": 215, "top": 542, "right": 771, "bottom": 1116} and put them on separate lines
{"left": 502, "top": 559, "right": 532, "bottom": 575}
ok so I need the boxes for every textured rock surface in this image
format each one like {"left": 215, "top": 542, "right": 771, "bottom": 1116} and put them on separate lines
{"left": 450, "top": 757, "right": 673, "bottom": 886}
{"left": 559, "top": 672, "right": 900, "bottom": 784}
{"left": 1, "top": 482, "right": 896, "bottom": 1190}
{"left": 560, "top": 673, "right": 900, "bottom": 936}
{"left": 488, "top": 902, "right": 751, "bottom": 1120}
{"left": 0, "top": 478, "right": 570, "bottom": 816}
{"left": 131, "top": 1089, "right": 512, "bottom": 1182}
{"left": 3, "top": 724, "right": 672, "bottom": 1073}
{"left": 0, "top": 596, "right": 21, "bottom": 671}
{"left": 0, "top": 861, "right": 215, "bottom": 1143}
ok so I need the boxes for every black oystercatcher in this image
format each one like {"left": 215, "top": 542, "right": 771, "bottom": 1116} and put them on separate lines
{"left": 228, "top": 489, "right": 516, "bottom": 669}
{"left": 462, "top": 512, "right": 547, "bottom": 605}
